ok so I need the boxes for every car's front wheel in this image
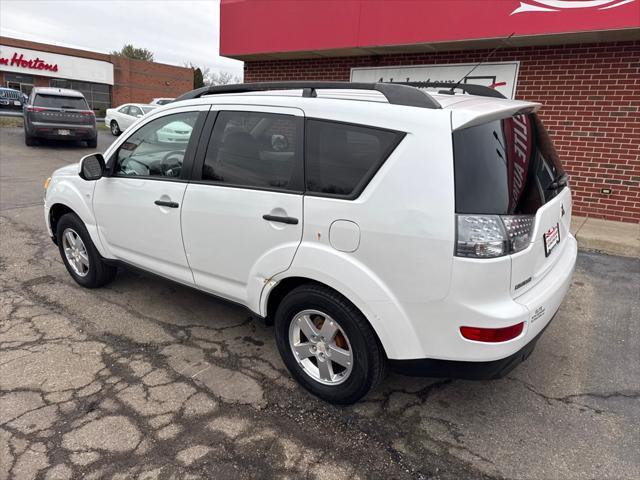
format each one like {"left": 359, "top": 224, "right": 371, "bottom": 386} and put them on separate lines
{"left": 110, "top": 120, "right": 121, "bottom": 136}
{"left": 274, "top": 283, "right": 387, "bottom": 404}
{"left": 56, "top": 212, "right": 117, "bottom": 288}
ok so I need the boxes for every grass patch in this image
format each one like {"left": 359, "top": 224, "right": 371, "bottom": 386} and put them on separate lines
{"left": 0, "top": 117, "right": 23, "bottom": 128}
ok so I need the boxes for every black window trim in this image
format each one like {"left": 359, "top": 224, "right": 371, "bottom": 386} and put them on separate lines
{"left": 304, "top": 117, "right": 406, "bottom": 201}
{"left": 190, "top": 109, "right": 306, "bottom": 194}
{"left": 105, "top": 110, "right": 208, "bottom": 182}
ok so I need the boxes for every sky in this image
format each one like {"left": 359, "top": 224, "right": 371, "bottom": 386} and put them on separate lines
{"left": 0, "top": 0, "right": 243, "bottom": 77}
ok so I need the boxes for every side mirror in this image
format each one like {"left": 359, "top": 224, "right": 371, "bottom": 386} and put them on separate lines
{"left": 79, "top": 153, "right": 105, "bottom": 181}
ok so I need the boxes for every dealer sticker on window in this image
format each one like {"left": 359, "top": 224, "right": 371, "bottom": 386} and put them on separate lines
{"left": 543, "top": 223, "right": 560, "bottom": 257}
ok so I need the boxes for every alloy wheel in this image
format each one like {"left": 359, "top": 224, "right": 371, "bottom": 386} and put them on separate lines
{"left": 62, "top": 228, "right": 90, "bottom": 277}
{"left": 289, "top": 309, "right": 354, "bottom": 385}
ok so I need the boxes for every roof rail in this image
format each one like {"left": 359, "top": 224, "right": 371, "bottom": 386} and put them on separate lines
{"left": 400, "top": 81, "right": 507, "bottom": 99}
{"left": 174, "top": 81, "right": 442, "bottom": 109}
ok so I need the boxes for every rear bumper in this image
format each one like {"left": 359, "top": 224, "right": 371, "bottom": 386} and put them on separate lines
{"left": 27, "top": 121, "right": 96, "bottom": 140}
{"left": 393, "top": 234, "right": 577, "bottom": 362}
{"left": 389, "top": 316, "right": 552, "bottom": 379}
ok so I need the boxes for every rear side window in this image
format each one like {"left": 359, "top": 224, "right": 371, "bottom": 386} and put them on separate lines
{"left": 202, "top": 111, "right": 302, "bottom": 191}
{"left": 453, "top": 113, "right": 565, "bottom": 215}
{"left": 34, "top": 94, "right": 88, "bottom": 110}
{"left": 305, "top": 119, "right": 404, "bottom": 197}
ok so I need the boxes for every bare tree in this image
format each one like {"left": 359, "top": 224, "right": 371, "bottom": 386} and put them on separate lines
{"left": 184, "top": 63, "right": 241, "bottom": 86}
{"left": 206, "top": 70, "right": 241, "bottom": 86}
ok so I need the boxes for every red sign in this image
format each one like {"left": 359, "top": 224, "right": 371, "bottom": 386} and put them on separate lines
{"left": 220, "top": 0, "right": 640, "bottom": 58}
{"left": 0, "top": 52, "right": 58, "bottom": 72}
{"left": 503, "top": 115, "right": 533, "bottom": 211}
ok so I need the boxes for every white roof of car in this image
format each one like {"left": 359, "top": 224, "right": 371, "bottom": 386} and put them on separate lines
{"left": 168, "top": 87, "right": 541, "bottom": 131}
{"left": 33, "top": 87, "right": 84, "bottom": 97}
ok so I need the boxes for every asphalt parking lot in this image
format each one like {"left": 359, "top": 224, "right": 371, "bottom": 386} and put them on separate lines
{"left": 1, "top": 125, "right": 639, "bottom": 480}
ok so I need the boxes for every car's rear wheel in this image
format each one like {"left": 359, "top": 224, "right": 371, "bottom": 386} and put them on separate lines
{"left": 25, "top": 132, "right": 37, "bottom": 146}
{"left": 56, "top": 212, "right": 117, "bottom": 288}
{"left": 110, "top": 120, "right": 121, "bottom": 136}
{"left": 86, "top": 137, "right": 98, "bottom": 148}
{"left": 274, "top": 283, "right": 386, "bottom": 404}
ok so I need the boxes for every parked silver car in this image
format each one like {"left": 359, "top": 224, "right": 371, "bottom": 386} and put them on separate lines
{"left": 23, "top": 87, "right": 97, "bottom": 148}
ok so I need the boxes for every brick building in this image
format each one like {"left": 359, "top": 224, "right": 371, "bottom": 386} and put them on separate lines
{"left": 0, "top": 36, "right": 193, "bottom": 113}
{"left": 221, "top": 0, "right": 640, "bottom": 223}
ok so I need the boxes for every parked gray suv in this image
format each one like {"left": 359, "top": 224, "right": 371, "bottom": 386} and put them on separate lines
{"left": 24, "top": 87, "right": 97, "bottom": 147}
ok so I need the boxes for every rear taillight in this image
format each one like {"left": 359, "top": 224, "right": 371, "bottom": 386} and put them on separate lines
{"left": 460, "top": 322, "right": 524, "bottom": 342}
{"left": 79, "top": 110, "right": 95, "bottom": 116}
{"left": 456, "top": 214, "right": 534, "bottom": 258}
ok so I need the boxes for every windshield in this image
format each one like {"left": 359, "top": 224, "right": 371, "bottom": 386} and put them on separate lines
{"left": 34, "top": 94, "right": 88, "bottom": 110}
{"left": 141, "top": 106, "right": 156, "bottom": 114}
{"left": 453, "top": 113, "right": 565, "bottom": 215}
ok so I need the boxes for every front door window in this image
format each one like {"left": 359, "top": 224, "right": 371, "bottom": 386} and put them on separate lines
{"left": 114, "top": 112, "right": 199, "bottom": 178}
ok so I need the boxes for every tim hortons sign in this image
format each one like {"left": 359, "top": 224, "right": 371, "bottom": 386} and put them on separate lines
{"left": 0, "top": 52, "right": 59, "bottom": 72}
{"left": 0, "top": 46, "right": 114, "bottom": 85}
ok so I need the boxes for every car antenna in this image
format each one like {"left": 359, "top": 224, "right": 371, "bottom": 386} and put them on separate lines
{"left": 445, "top": 32, "right": 516, "bottom": 95}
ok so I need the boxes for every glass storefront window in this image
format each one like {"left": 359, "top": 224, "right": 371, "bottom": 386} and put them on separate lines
{"left": 49, "top": 78, "right": 111, "bottom": 112}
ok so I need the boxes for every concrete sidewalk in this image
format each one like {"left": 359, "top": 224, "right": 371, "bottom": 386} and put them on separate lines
{"left": 571, "top": 216, "right": 639, "bottom": 258}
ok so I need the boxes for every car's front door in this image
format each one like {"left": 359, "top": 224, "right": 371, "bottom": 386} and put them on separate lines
{"left": 93, "top": 106, "right": 208, "bottom": 285}
{"left": 116, "top": 105, "right": 132, "bottom": 129}
{"left": 181, "top": 106, "right": 304, "bottom": 308}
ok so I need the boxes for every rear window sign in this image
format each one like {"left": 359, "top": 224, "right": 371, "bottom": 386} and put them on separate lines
{"left": 504, "top": 114, "right": 532, "bottom": 211}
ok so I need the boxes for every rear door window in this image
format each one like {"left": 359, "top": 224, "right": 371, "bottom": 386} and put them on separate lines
{"left": 201, "top": 111, "right": 303, "bottom": 191}
{"left": 305, "top": 119, "right": 404, "bottom": 198}
{"left": 34, "top": 94, "right": 88, "bottom": 110}
{"left": 453, "top": 113, "right": 565, "bottom": 214}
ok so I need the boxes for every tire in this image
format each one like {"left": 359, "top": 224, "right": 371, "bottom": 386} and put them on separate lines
{"left": 274, "top": 283, "right": 387, "bottom": 404}
{"left": 56, "top": 212, "right": 117, "bottom": 288}
{"left": 25, "top": 132, "right": 37, "bottom": 146}
{"left": 110, "top": 120, "right": 121, "bottom": 136}
{"left": 86, "top": 137, "right": 98, "bottom": 148}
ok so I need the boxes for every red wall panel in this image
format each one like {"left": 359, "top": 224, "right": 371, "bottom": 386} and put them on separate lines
{"left": 221, "top": 0, "right": 640, "bottom": 57}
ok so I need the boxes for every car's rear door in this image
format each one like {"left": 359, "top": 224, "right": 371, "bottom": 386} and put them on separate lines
{"left": 181, "top": 106, "right": 304, "bottom": 309}
{"left": 93, "top": 105, "right": 209, "bottom": 285}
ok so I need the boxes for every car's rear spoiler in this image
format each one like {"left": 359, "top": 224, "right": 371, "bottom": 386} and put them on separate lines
{"left": 451, "top": 99, "right": 541, "bottom": 130}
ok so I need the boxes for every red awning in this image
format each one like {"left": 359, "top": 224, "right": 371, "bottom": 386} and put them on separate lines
{"left": 220, "top": 0, "right": 640, "bottom": 60}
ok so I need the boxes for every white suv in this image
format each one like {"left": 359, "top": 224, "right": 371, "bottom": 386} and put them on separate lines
{"left": 43, "top": 82, "right": 577, "bottom": 404}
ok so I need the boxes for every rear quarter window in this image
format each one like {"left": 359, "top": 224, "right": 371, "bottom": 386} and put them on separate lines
{"left": 305, "top": 119, "right": 404, "bottom": 198}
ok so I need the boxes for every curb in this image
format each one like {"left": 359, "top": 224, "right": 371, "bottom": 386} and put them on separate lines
{"left": 572, "top": 216, "right": 640, "bottom": 258}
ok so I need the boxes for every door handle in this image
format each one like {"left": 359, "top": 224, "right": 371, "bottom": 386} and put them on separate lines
{"left": 262, "top": 214, "right": 298, "bottom": 225}
{"left": 155, "top": 200, "right": 179, "bottom": 208}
